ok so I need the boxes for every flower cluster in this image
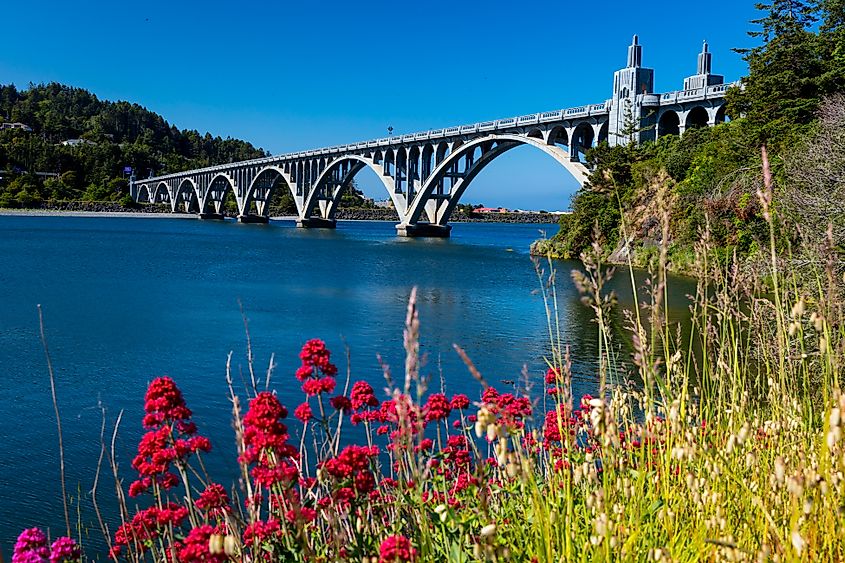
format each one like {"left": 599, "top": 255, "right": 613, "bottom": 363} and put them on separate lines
{"left": 378, "top": 534, "right": 416, "bottom": 563}
{"left": 111, "top": 504, "right": 189, "bottom": 557}
{"left": 129, "top": 377, "right": 211, "bottom": 497}
{"left": 319, "top": 444, "right": 380, "bottom": 504}
{"left": 296, "top": 339, "right": 338, "bottom": 396}
{"left": 242, "top": 391, "right": 298, "bottom": 489}
{"left": 13, "top": 528, "right": 81, "bottom": 563}
{"left": 350, "top": 380, "right": 381, "bottom": 424}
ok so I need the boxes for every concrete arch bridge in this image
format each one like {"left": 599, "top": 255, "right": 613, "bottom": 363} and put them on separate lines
{"left": 132, "top": 37, "right": 738, "bottom": 237}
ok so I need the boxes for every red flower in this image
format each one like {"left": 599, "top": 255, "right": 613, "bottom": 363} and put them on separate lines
{"left": 178, "top": 525, "right": 227, "bottom": 562}
{"left": 243, "top": 519, "right": 281, "bottom": 545}
{"left": 294, "top": 402, "right": 313, "bottom": 423}
{"left": 423, "top": 393, "right": 451, "bottom": 422}
{"left": 195, "top": 483, "right": 230, "bottom": 515}
{"left": 449, "top": 394, "right": 470, "bottom": 410}
{"left": 379, "top": 534, "right": 417, "bottom": 563}
{"left": 298, "top": 339, "right": 338, "bottom": 376}
{"left": 144, "top": 376, "right": 192, "bottom": 422}
{"left": 330, "top": 395, "right": 352, "bottom": 411}
{"left": 545, "top": 367, "right": 561, "bottom": 385}
{"left": 350, "top": 381, "right": 379, "bottom": 410}
{"left": 301, "top": 377, "right": 336, "bottom": 396}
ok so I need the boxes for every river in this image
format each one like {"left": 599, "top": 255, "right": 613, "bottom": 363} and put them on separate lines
{"left": 0, "top": 215, "right": 695, "bottom": 556}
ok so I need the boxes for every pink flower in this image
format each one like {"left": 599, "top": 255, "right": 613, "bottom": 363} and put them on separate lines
{"left": 379, "top": 534, "right": 416, "bottom": 562}
{"left": 423, "top": 393, "right": 451, "bottom": 422}
{"left": 350, "top": 381, "right": 379, "bottom": 410}
{"left": 449, "top": 394, "right": 470, "bottom": 410}
{"left": 13, "top": 528, "right": 49, "bottom": 563}
{"left": 295, "top": 402, "right": 313, "bottom": 422}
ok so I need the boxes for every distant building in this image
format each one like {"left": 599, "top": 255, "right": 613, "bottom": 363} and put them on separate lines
{"left": 0, "top": 122, "right": 33, "bottom": 132}
{"left": 374, "top": 199, "right": 394, "bottom": 209}
{"left": 60, "top": 138, "right": 96, "bottom": 147}
{"left": 475, "top": 206, "right": 510, "bottom": 213}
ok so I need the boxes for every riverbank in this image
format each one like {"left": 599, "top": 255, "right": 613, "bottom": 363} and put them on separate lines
{"left": 0, "top": 201, "right": 564, "bottom": 224}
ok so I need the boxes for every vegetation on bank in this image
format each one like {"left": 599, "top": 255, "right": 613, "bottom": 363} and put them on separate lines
{"left": 15, "top": 184, "right": 845, "bottom": 560}
{"left": 0, "top": 83, "right": 267, "bottom": 208}
{"left": 535, "top": 0, "right": 845, "bottom": 273}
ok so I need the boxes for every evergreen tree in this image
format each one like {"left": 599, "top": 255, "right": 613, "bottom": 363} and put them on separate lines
{"left": 726, "top": 0, "right": 827, "bottom": 147}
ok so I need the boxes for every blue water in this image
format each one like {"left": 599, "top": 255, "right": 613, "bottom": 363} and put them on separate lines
{"left": 0, "top": 216, "right": 693, "bottom": 556}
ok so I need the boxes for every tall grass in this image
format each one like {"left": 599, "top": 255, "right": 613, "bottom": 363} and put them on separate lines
{"left": 14, "top": 150, "right": 845, "bottom": 562}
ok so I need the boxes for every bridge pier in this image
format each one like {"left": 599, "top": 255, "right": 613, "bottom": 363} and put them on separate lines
{"left": 296, "top": 217, "right": 337, "bottom": 229}
{"left": 238, "top": 214, "right": 270, "bottom": 224}
{"left": 395, "top": 223, "right": 452, "bottom": 238}
{"left": 198, "top": 212, "right": 226, "bottom": 220}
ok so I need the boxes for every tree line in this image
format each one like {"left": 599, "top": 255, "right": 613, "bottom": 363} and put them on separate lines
{"left": 0, "top": 83, "right": 267, "bottom": 207}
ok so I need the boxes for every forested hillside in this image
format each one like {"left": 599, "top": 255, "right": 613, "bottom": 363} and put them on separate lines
{"left": 0, "top": 83, "right": 267, "bottom": 207}
{"left": 535, "top": 0, "right": 845, "bottom": 272}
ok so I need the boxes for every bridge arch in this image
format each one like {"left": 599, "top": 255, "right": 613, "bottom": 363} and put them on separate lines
{"left": 153, "top": 182, "right": 171, "bottom": 204}
{"left": 173, "top": 178, "right": 199, "bottom": 213}
{"left": 547, "top": 126, "right": 569, "bottom": 148}
{"left": 301, "top": 155, "right": 402, "bottom": 221}
{"left": 136, "top": 184, "right": 151, "bottom": 203}
{"left": 405, "top": 133, "right": 588, "bottom": 226}
{"left": 685, "top": 106, "right": 709, "bottom": 130}
{"left": 571, "top": 123, "right": 595, "bottom": 158}
{"left": 657, "top": 110, "right": 681, "bottom": 137}
{"left": 715, "top": 105, "right": 728, "bottom": 124}
{"left": 243, "top": 166, "right": 299, "bottom": 216}
{"left": 201, "top": 173, "right": 238, "bottom": 215}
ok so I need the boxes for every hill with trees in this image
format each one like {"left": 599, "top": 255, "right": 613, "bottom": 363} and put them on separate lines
{"left": 0, "top": 83, "right": 268, "bottom": 207}
{"left": 533, "top": 0, "right": 845, "bottom": 273}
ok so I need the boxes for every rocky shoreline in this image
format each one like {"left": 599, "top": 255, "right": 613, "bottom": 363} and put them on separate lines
{"left": 335, "top": 207, "right": 562, "bottom": 224}
{"left": 0, "top": 202, "right": 564, "bottom": 224}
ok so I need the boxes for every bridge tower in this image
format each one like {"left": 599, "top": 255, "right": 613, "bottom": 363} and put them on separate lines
{"left": 683, "top": 41, "right": 724, "bottom": 90}
{"left": 609, "top": 35, "right": 654, "bottom": 147}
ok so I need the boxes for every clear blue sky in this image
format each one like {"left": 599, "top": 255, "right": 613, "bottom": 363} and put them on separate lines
{"left": 0, "top": 0, "right": 760, "bottom": 210}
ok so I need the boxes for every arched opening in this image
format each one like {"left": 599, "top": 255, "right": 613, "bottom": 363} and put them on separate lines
{"left": 174, "top": 181, "right": 199, "bottom": 213}
{"left": 597, "top": 122, "right": 610, "bottom": 145}
{"left": 421, "top": 144, "right": 434, "bottom": 182}
{"left": 658, "top": 110, "right": 681, "bottom": 137}
{"left": 526, "top": 128, "right": 544, "bottom": 141}
{"left": 407, "top": 146, "right": 421, "bottom": 198}
{"left": 547, "top": 126, "right": 569, "bottom": 151}
{"left": 203, "top": 175, "right": 237, "bottom": 216}
{"left": 571, "top": 123, "right": 595, "bottom": 162}
{"left": 245, "top": 168, "right": 297, "bottom": 217}
{"left": 153, "top": 184, "right": 170, "bottom": 204}
{"left": 303, "top": 156, "right": 401, "bottom": 222}
{"left": 435, "top": 143, "right": 449, "bottom": 165}
{"left": 395, "top": 149, "right": 407, "bottom": 194}
{"left": 137, "top": 185, "right": 150, "bottom": 203}
{"left": 685, "top": 106, "right": 709, "bottom": 130}
{"left": 407, "top": 134, "right": 588, "bottom": 226}
{"left": 383, "top": 150, "right": 395, "bottom": 177}
{"left": 714, "top": 105, "right": 729, "bottom": 124}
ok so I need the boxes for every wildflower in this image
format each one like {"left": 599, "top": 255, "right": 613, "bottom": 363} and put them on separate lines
{"left": 330, "top": 395, "right": 352, "bottom": 411}
{"left": 195, "top": 483, "right": 231, "bottom": 516}
{"left": 379, "top": 534, "right": 417, "bottom": 563}
{"left": 294, "top": 402, "right": 313, "bottom": 423}
{"left": 424, "top": 393, "right": 451, "bottom": 422}
{"left": 13, "top": 528, "right": 49, "bottom": 563}
{"left": 350, "top": 381, "right": 379, "bottom": 410}
{"left": 49, "top": 536, "right": 81, "bottom": 562}
{"left": 243, "top": 519, "right": 282, "bottom": 545}
{"left": 450, "top": 394, "right": 470, "bottom": 410}
{"left": 178, "top": 525, "right": 228, "bottom": 562}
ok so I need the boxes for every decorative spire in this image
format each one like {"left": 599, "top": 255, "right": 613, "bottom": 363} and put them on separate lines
{"left": 697, "top": 40, "right": 712, "bottom": 75}
{"left": 627, "top": 34, "right": 642, "bottom": 68}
